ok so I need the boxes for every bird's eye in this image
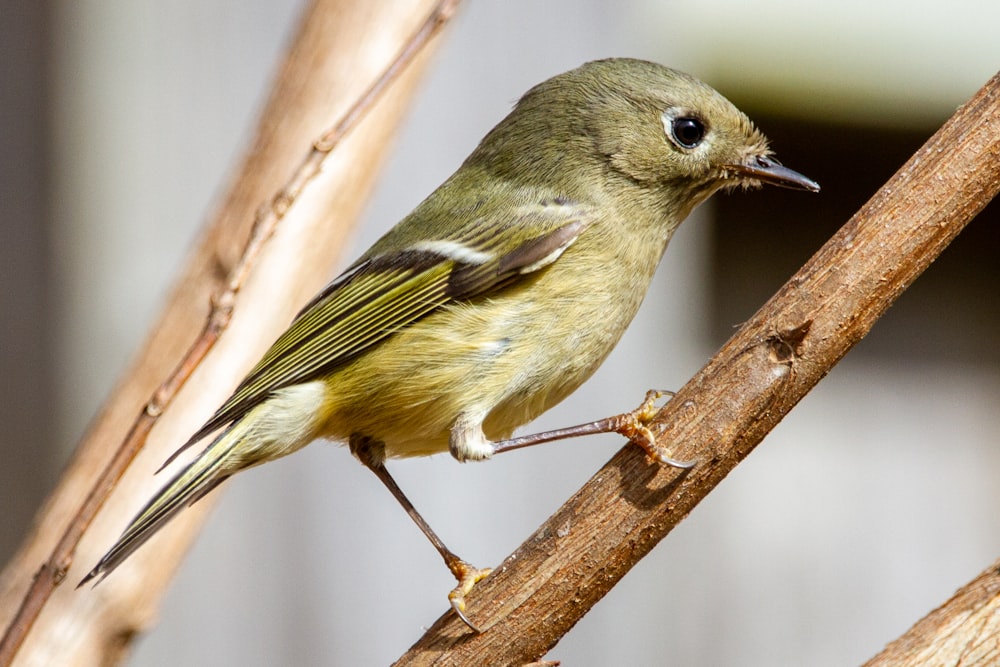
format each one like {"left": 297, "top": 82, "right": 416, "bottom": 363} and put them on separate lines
{"left": 670, "top": 116, "right": 705, "bottom": 149}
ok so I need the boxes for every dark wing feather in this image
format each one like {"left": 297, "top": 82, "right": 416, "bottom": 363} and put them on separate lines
{"left": 161, "top": 218, "right": 586, "bottom": 468}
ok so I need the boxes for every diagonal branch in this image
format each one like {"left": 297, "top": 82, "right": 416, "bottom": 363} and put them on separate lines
{"left": 0, "top": 1, "right": 460, "bottom": 664}
{"left": 862, "top": 557, "right": 1000, "bottom": 667}
{"left": 394, "top": 72, "right": 1000, "bottom": 666}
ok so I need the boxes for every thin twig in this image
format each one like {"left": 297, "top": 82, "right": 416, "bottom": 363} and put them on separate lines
{"left": 0, "top": 1, "right": 461, "bottom": 663}
{"left": 394, "top": 72, "right": 1000, "bottom": 666}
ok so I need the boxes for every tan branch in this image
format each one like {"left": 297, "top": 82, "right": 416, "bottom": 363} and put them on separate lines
{"left": 0, "top": 0, "right": 459, "bottom": 664}
{"left": 394, "top": 73, "right": 1000, "bottom": 665}
{"left": 863, "top": 557, "right": 1000, "bottom": 667}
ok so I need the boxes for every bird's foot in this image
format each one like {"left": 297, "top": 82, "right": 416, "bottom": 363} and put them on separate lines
{"left": 613, "top": 389, "right": 696, "bottom": 469}
{"left": 445, "top": 557, "right": 493, "bottom": 633}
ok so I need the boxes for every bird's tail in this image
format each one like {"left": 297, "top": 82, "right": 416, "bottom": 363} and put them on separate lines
{"left": 79, "top": 421, "right": 244, "bottom": 587}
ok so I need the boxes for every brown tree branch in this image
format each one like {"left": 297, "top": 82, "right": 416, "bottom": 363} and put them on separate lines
{"left": 394, "top": 72, "right": 1000, "bottom": 665}
{"left": 863, "top": 557, "right": 1000, "bottom": 667}
{"left": 0, "top": 1, "right": 459, "bottom": 664}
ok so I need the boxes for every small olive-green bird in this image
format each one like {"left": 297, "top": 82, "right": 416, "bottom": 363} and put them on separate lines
{"left": 83, "top": 58, "right": 817, "bottom": 627}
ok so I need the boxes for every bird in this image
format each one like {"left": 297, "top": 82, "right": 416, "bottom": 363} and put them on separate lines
{"left": 81, "top": 58, "right": 818, "bottom": 630}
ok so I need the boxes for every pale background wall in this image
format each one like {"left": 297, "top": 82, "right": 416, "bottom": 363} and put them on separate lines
{"left": 2, "top": 1, "right": 999, "bottom": 665}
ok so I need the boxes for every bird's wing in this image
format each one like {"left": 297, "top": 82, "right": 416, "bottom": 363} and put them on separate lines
{"left": 162, "top": 216, "right": 587, "bottom": 467}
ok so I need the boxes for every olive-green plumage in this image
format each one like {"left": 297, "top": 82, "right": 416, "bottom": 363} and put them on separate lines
{"left": 83, "top": 58, "right": 817, "bottom": 585}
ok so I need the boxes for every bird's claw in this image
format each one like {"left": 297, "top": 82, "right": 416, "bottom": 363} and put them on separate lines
{"left": 615, "top": 389, "right": 696, "bottom": 469}
{"left": 446, "top": 559, "right": 493, "bottom": 633}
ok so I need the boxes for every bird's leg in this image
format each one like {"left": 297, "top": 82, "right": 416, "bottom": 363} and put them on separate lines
{"left": 349, "top": 435, "right": 490, "bottom": 632}
{"left": 492, "top": 389, "right": 696, "bottom": 468}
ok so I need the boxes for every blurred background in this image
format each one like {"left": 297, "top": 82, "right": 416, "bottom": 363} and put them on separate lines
{"left": 2, "top": 1, "right": 999, "bottom": 665}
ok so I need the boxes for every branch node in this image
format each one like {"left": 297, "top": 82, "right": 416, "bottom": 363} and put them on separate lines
{"left": 210, "top": 289, "right": 236, "bottom": 315}
{"left": 767, "top": 319, "right": 813, "bottom": 364}
{"left": 272, "top": 191, "right": 294, "bottom": 217}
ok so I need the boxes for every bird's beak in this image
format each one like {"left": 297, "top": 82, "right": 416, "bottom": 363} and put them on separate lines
{"left": 727, "top": 155, "right": 820, "bottom": 192}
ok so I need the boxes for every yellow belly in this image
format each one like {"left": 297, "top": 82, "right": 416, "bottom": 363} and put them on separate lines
{"left": 317, "top": 281, "right": 635, "bottom": 458}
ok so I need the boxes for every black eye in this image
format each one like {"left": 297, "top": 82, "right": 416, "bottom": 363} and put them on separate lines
{"left": 671, "top": 116, "right": 705, "bottom": 149}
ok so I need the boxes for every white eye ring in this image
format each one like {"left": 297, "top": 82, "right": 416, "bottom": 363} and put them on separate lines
{"left": 662, "top": 108, "right": 707, "bottom": 150}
